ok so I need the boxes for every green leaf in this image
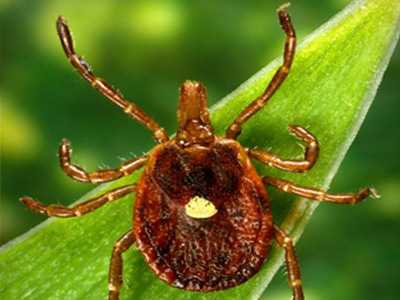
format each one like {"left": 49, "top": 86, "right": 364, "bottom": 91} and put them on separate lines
{"left": 1, "top": 0, "right": 399, "bottom": 299}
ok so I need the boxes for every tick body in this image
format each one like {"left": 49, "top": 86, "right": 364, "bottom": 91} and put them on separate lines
{"left": 21, "top": 5, "right": 378, "bottom": 300}
{"left": 135, "top": 136, "right": 273, "bottom": 291}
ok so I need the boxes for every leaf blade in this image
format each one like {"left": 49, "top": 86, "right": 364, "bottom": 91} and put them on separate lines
{"left": 1, "top": 0, "right": 399, "bottom": 299}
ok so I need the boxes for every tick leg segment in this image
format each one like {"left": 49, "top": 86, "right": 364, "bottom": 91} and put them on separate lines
{"left": 20, "top": 184, "right": 135, "bottom": 217}
{"left": 248, "top": 125, "right": 318, "bottom": 172}
{"left": 59, "top": 139, "right": 147, "bottom": 183}
{"left": 274, "top": 224, "right": 304, "bottom": 300}
{"left": 109, "top": 230, "right": 135, "bottom": 300}
{"left": 263, "top": 176, "right": 379, "bottom": 204}
{"left": 56, "top": 17, "right": 168, "bottom": 143}
{"left": 225, "top": 5, "right": 296, "bottom": 139}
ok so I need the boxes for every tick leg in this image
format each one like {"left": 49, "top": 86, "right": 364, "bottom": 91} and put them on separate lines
{"left": 274, "top": 224, "right": 304, "bottom": 300}
{"left": 225, "top": 4, "right": 296, "bottom": 139}
{"left": 59, "top": 139, "right": 147, "bottom": 183}
{"left": 108, "top": 230, "right": 135, "bottom": 300}
{"left": 248, "top": 125, "right": 318, "bottom": 172}
{"left": 263, "top": 176, "right": 379, "bottom": 204}
{"left": 20, "top": 184, "right": 135, "bottom": 217}
{"left": 56, "top": 17, "right": 168, "bottom": 143}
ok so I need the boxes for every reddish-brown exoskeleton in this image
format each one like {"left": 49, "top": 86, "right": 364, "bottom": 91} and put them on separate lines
{"left": 21, "top": 5, "right": 378, "bottom": 300}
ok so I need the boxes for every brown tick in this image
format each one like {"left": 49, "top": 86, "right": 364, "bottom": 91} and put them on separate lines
{"left": 21, "top": 5, "right": 378, "bottom": 300}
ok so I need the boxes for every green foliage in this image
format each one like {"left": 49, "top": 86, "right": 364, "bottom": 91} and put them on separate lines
{"left": 1, "top": 0, "right": 399, "bottom": 299}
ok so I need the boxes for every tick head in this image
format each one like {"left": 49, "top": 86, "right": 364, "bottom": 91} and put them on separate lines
{"left": 176, "top": 81, "right": 214, "bottom": 147}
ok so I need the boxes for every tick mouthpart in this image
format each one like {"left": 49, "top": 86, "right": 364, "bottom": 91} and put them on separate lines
{"left": 184, "top": 196, "right": 218, "bottom": 219}
{"left": 176, "top": 80, "right": 214, "bottom": 147}
{"left": 177, "top": 81, "right": 212, "bottom": 128}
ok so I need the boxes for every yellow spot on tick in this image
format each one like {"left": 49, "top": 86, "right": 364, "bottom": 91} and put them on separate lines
{"left": 185, "top": 196, "right": 217, "bottom": 219}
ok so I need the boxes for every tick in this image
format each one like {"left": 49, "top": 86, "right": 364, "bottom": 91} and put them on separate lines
{"left": 21, "top": 5, "right": 378, "bottom": 300}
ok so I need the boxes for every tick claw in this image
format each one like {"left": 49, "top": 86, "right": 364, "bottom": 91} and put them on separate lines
{"left": 60, "top": 138, "right": 71, "bottom": 148}
{"left": 20, "top": 196, "right": 39, "bottom": 207}
{"left": 20, "top": 197, "right": 48, "bottom": 215}
{"left": 288, "top": 125, "right": 304, "bottom": 136}
{"left": 20, "top": 196, "right": 33, "bottom": 205}
{"left": 277, "top": 2, "right": 291, "bottom": 14}
{"left": 369, "top": 188, "right": 380, "bottom": 199}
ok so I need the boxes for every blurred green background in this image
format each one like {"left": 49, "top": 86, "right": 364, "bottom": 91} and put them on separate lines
{"left": 1, "top": 1, "right": 399, "bottom": 300}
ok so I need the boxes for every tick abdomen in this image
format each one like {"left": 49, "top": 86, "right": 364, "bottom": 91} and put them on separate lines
{"left": 134, "top": 139, "right": 274, "bottom": 290}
